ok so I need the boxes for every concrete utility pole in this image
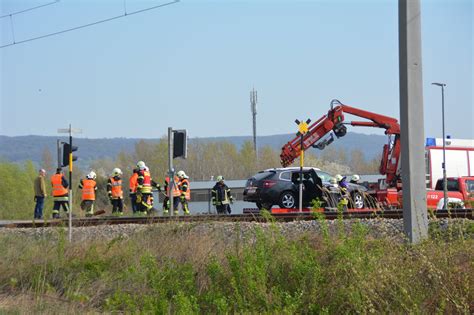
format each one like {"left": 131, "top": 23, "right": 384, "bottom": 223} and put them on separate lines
{"left": 250, "top": 88, "right": 258, "bottom": 157}
{"left": 399, "top": 0, "right": 428, "bottom": 243}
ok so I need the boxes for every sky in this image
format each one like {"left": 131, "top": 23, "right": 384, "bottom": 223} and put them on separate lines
{"left": 0, "top": 0, "right": 472, "bottom": 140}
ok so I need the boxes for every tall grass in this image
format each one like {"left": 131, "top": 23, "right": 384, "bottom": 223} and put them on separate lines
{"left": 0, "top": 219, "right": 472, "bottom": 314}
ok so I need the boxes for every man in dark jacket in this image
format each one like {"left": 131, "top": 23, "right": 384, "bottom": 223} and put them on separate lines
{"left": 211, "top": 176, "right": 233, "bottom": 214}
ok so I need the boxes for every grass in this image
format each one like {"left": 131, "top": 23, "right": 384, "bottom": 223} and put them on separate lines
{"left": 0, "top": 218, "right": 473, "bottom": 314}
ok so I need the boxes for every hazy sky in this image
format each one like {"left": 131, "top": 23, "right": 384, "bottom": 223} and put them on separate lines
{"left": 0, "top": 0, "right": 472, "bottom": 140}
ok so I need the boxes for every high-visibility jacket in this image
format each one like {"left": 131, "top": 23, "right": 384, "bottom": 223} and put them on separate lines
{"left": 165, "top": 176, "right": 181, "bottom": 197}
{"left": 129, "top": 173, "right": 138, "bottom": 194}
{"left": 109, "top": 177, "right": 123, "bottom": 199}
{"left": 177, "top": 178, "right": 191, "bottom": 200}
{"left": 211, "top": 183, "right": 232, "bottom": 205}
{"left": 137, "top": 170, "right": 152, "bottom": 194}
{"left": 81, "top": 179, "right": 96, "bottom": 201}
{"left": 51, "top": 174, "right": 68, "bottom": 197}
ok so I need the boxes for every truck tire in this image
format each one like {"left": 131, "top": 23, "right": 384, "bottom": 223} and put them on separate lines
{"left": 279, "top": 191, "right": 296, "bottom": 209}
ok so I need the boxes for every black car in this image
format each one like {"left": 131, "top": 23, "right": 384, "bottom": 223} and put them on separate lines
{"left": 243, "top": 167, "right": 367, "bottom": 209}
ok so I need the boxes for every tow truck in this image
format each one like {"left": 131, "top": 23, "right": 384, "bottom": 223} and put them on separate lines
{"left": 279, "top": 99, "right": 472, "bottom": 209}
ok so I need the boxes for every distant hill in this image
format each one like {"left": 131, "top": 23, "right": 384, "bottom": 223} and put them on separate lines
{"left": 0, "top": 132, "right": 387, "bottom": 167}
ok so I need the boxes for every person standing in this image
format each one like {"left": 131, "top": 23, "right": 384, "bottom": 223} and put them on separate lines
{"left": 136, "top": 161, "right": 160, "bottom": 215}
{"left": 163, "top": 174, "right": 180, "bottom": 215}
{"left": 33, "top": 169, "right": 47, "bottom": 219}
{"left": 129, "top": 168, "right": 139, "bottom": 214}
{"left": 79, "top": 171, "right": 97, "bottom": 217}
{"left": 175, "top": 170, "right": 190, "bottom": 215}
{"left": 51, "top": 168, "right": 69, "bottom": 219}
{"left": 108, "top": 168, "right": 124, "bottom": 215}
{"left": 335, "top": 174, "right": 349, "bottom": 211}
{"left": 211, "top": 175, "right": 233, "bottom": 214}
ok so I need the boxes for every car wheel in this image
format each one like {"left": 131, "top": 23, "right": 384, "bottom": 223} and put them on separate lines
{"left": 256, "top": 202, "right": 273, "bottom": 210}
{"left": 279, "top": 191, "right": 296, "bottom": 209}
{"left": 351, "top": 191, "right": 365, "bottom": 209}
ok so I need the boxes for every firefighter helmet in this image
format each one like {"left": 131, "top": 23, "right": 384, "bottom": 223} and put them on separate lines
{"left": 136, "top": 161, "right": 146, "bottom": 170}
{"left": 351, "top": 174, "right": 360, "bottom": 182}
{"left": 335, "top": 174, "right": 343, "bottom": 182}
{"left": 216, "top": 175, "right": 224, "bottom": 182}
{"left": 112, "top": 168, "right": 122, "bottom": 176}
{"left": 87, "top": 171, "right": 97, "bottom": 180}
{"left": 177, "top": 170, "right": 188, "bottom": 179}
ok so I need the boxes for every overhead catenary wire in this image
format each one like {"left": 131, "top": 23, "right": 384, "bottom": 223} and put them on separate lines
{"left": 0, "top": 0, "right": 179, "bottom": 49}
{"left": 0, "top": 0, "right": 60, "bottom": 19}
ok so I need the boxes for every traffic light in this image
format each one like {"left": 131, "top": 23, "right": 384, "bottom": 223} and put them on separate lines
{"left": 173, "top": 129, "right": 187, "bottom": 159}
{"left": 62, "top": 142, "right": 78, "bottom": 167}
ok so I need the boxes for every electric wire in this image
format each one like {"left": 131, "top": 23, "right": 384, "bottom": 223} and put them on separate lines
{"left": 0, "top": 0, "right": 60, "bottom": 19}
{"left": 0, "top": 0, "right": 179, "bottom": 49}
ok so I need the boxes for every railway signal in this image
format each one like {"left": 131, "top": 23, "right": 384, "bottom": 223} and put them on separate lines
{"left": 58, "top": 125, "right": 82, "bottom": 242}
{"left": 295, "top": 118, "right": 311, "bottom": 213}
{"left": 62, "top": 142, "right": 78, "bottom": 167}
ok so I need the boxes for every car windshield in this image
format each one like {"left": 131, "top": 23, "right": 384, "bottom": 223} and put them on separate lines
{"left": 315, "top": 170, "right": 333, "bottom": 182}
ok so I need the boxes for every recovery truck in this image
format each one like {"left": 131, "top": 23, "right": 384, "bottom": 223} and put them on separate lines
{"left": 279, "top": 99, "right": 473, "bottom": 209}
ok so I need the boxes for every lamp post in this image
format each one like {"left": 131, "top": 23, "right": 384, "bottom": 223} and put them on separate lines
{"left": 431, "top": 82, "right": 447, "bottom": 210}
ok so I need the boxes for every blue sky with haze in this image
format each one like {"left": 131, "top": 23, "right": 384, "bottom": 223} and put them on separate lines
{"left": 0, "top": 0, "right": 472, "bottom": 140}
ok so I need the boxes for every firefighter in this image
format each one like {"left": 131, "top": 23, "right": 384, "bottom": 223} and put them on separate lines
{"left": 79, "top": 171, "right": 97, "bottom": 217}
{"left": 136, "top": 161, "right": 160, "bottom": 215}
{"left": 51, "top": 168, "right": 69, "bottom": 219}
{"left": 350, "top": 174, "right": 360, "bottom": 184}
{"left": 108, "top": 168, "right": 124, "bottom": 215}
{"left": 129, "top": 167, "right": 139, "bottom": 214}
{"left": 175, "top": 170, "right": 190, "bottom": 215}
{"left": 211, "top": 175, "right": 233, "bottom": 214}
{"left": 163, "top": 173, "right": 180, "bottom": 215}
{"left": 335, "top": 174, "right": 349, "bottom": 211}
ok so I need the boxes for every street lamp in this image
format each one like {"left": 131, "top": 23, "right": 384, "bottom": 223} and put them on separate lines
{"left": 431, "top": 82, "right": 447, "bottom": 210}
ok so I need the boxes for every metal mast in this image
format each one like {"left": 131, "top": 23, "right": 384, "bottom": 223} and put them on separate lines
{"left": 250, "top": 88, "right": 258, "bottom": 157}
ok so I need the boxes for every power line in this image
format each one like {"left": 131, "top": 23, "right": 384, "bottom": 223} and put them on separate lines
{"left": 0, "top": 0, "right": 60, "bottom": 19}
{"left": 0, "top": 0, "right": 179, "bottom": 49}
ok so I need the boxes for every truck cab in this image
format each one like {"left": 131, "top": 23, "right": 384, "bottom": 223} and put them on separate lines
{"left": 426, "top": 177, "right": 474, "bottom": 209}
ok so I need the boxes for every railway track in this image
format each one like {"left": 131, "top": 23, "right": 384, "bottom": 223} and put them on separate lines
{"left": 1, "top": 209, "right": 472, "bottom": 229}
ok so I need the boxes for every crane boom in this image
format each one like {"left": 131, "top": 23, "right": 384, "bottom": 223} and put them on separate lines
{"left": 280, "top": 100, "right": 401, "bottom": 188}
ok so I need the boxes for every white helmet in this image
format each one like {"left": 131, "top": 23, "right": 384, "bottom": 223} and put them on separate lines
{"left": 112, "top": 168, "right": 122, "bottom": 176}
{"left": 176, "top": 170, "right": 187, "bottom": 179}
{"left": 351, "top": 174, "right": 360, "bottom": 182}
{"left": 329, "top": 177, "right": 338, "bottom": 187}
{"left": 216, "top": 175, "right": 224, "bottom": 182}
{"left": 335, "top": 174, "right": 343, "bottom": 182}
{"left": 87, "top": 171, "right": 97, "bottom": 180}
{"left": 136, "top": 161, "right": 146, "bottom": 170}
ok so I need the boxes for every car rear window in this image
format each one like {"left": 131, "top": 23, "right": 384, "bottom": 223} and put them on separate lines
{"left": 253, "top": 171, "right": 275, "bottom": 181}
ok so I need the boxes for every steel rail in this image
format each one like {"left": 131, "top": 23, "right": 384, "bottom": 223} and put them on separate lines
{"left": 1, "top": 209, "right": 472, "bottom": 229}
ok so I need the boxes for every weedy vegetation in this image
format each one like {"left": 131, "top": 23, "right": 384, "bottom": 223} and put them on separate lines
{"left": 0, "top": 215, "right": 472, "bottom": 314}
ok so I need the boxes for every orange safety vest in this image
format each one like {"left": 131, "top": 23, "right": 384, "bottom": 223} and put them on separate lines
{"left": 129, "top": 173, "right": 138, "bottom": 194}
{"left": 110, "top": 177, "right": 123, "bottom": 199}
{"left": 178, "top": 178, "right": 191, "bottom": 200}
{"left": 138, "top": 170, "right": 152, "bottom": 193}
{"left": 81, "top": 179, "right": 96, "bottom": 201}
{"left": 165, "top": 176, "right": 181, "bottom": 197}
{"left": 51, "top": 174, "right": 68, "bottom": 197}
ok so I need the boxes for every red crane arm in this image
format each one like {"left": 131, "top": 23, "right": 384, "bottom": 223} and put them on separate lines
{"left": 279, "top": 100, "right": 401, "bottom": 187}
